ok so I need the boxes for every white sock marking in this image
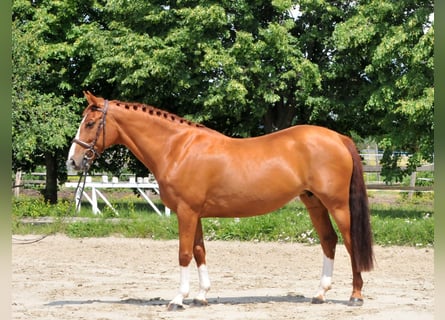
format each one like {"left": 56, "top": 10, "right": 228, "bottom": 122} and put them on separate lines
{"left": 196, "top": 264, "right": 211, "bottom": 301}
{"left": 169, "top": 265, "right": 190, "bottom": 307}
{"left": 315, "top": 254, "right": 334, "bottom": 300}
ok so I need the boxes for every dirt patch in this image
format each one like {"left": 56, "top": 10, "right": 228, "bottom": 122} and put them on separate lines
{"left": 12, "top": 235, "right": 433, "bottom": 319}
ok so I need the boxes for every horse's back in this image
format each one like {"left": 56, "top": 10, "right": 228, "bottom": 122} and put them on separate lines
{"left": 230, "top": 125, "right": 352, "bottom": 168}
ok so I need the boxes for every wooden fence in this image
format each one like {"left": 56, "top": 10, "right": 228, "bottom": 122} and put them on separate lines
{"left": 363, "top": 164, "right": 433, "bottom": 192}
{"left": 12, "top": 164, "right": 434, "bottom": 197}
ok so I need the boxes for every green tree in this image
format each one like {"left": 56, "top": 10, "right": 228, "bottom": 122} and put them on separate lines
{"left": 329, "top": 0, "right": 434, "bottom": 181}
{"left": 12, "top": 0, "right": 92, "bottom": 203}
{"left": 291, "top": 0, "right": 361, "bottom": 130}
{"left": 77, "top": 0, "right": 321, "bottom": 136}
{"left": 12, "top": 0, "right": 434, "bottom": 201}
{"left": 74, "top": 0, "right": 321, "bottom": 176}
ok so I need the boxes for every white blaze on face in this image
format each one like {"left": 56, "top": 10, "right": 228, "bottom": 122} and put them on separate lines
{"left": 67, "top": 116, "right": 86, "bottom": 165}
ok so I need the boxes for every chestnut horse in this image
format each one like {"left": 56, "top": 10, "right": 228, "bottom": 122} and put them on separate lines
{"left": 67, "top": 92, "right": 374, "bottom": 310}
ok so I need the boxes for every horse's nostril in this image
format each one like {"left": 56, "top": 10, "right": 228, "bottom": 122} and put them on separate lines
{"left": 66, "top": 158, "right": 76, "bottom": 169}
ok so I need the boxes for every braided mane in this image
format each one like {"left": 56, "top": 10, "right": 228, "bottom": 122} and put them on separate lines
{"left": 111, "top": 99, "right": 205, "bottom": 128}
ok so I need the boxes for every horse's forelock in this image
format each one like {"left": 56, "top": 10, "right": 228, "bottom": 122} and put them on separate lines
{"left": 82, "top": 104, "right": 104, "bottom": 117}
{"left": 82, "top": 104, "right": 94, "bottom": 117}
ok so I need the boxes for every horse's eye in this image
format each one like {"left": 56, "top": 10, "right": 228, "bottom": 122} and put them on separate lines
{"left": 86, "top": 121, "right": 95, "bottom": 128}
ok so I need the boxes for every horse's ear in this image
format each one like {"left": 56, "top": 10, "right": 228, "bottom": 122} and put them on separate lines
{"left": 83, "top": 91, "right": 103, "bottom": 106}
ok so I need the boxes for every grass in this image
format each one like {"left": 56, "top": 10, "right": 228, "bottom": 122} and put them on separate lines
{"left": 202, "top": 203, "right": 317, "bottom": 243}
{"left": 370, "top": 204, "right": 433, "bottom": 247}
{"left": 12, "top": 192, "right": 434, "bottom": 247}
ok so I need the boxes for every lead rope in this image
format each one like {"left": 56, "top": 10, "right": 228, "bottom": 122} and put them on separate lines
{"left": 12, "top": 168, "right": 89, "bottom": 245}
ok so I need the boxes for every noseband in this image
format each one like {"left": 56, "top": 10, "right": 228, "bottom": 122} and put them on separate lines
{"left": 72, "top": 100, "right": 109, "bottom": 164}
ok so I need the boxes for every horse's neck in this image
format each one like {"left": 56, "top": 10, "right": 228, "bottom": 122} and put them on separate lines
{"left": 110, "top": 106, "right": 192, "bottom": 177}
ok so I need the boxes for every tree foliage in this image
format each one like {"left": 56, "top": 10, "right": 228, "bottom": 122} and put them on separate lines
{"left": 12, "top": 0, "right": 87, "bottom": 202}
{"left": 330, "top": 0, "right": 434, "bottom": 181}
{"left": 12, "top": 0, "right": 434, "bottom": 203}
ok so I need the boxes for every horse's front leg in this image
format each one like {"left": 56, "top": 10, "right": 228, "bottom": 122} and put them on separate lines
{"left": 192, "top": 218, "right": 211, "bottom": 306}
{"left": 168, "top": 212, "right": 210, "bottom": 310}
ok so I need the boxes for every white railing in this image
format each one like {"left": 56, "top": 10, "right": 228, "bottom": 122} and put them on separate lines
{"left": 64, "top": 175, "right": 171, "bottom": 216}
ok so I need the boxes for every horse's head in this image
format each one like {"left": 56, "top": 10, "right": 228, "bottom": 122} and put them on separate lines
{"left": 67, "top": 91, "right": 111, "bottom": 171}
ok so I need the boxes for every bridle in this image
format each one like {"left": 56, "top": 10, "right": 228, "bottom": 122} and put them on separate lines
{"left": 70, "top": 100, "right": 109, "bottom": 213}
{"left": 72, "top": 100, "right": 109, "bottom": 166}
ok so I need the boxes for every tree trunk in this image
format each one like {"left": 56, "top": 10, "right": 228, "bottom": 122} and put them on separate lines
{"left": 263, "top": 100, "right": 297, "bottom": 133}
{"left": 44, "top": 151, "right": 58, "bottom": 204}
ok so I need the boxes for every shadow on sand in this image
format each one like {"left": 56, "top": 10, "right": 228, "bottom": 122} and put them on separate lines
{"left": 46, "top": 294, "right": 351, "bottom": 308}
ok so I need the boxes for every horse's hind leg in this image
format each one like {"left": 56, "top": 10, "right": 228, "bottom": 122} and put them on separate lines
{"left": 313, "top": 195, "right": 365, "bottom": 306}
{"left": 328, "top": 207, "right": 364, "bottom": 306}
{"left": 300, "top": 192, "right": 338, "bottom": 304}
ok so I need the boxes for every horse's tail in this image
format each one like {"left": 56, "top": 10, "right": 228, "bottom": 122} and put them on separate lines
{"left": 342, "top": 136, "right": 375, "bottom": 272}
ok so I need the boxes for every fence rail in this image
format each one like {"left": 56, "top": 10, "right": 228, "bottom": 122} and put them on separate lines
{"left": 362, "top": 164, "right": 434, "bottom": 172}
{"left": 13, "top": 163, "right": 434, "bottom": 197}
{"left": 362, "top": 164, "right": 433, "bottom": 192}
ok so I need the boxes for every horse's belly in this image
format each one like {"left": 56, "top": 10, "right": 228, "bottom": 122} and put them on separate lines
{"left": 201, "top": 186, "right": 299, "bottom": 218}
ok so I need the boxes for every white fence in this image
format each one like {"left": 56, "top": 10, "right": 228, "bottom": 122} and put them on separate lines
{"left": 65, "top": 175, "right": 171, "bottom": 216}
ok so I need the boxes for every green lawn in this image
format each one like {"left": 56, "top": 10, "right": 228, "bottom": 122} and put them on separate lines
{"left": 12, "top": 191, "right": 434, "bottom": 247}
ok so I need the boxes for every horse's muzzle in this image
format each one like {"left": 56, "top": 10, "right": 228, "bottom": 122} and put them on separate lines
{"left": 66, "top": 156, "right": 90, "bottom": 172}
{"left": 66, "top": 158, "right": 80, "bottom": 171}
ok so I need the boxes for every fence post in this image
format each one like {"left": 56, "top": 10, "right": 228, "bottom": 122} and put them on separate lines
{"left": 14, "top": 170, "right": 22, "bottom": 197}
{"left": 408, "top": 171, "right": 417, "bottom": 199}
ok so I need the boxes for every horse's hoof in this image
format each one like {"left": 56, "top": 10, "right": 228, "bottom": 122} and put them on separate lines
{"left": 191, "top": 298, "right": 209, "bottom": 307}
{"left": 167, "top": 303, "right": 185, "bottom": 311}
{"left": 348, "top": 297, "right": 364, "bottom": 307}
{"left": 311, "top": 296, "right": 325, "bottom": 304}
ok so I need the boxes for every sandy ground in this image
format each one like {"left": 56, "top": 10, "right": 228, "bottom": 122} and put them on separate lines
{"left": 12, "top": 235, "right": 433, "bottom": 320}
